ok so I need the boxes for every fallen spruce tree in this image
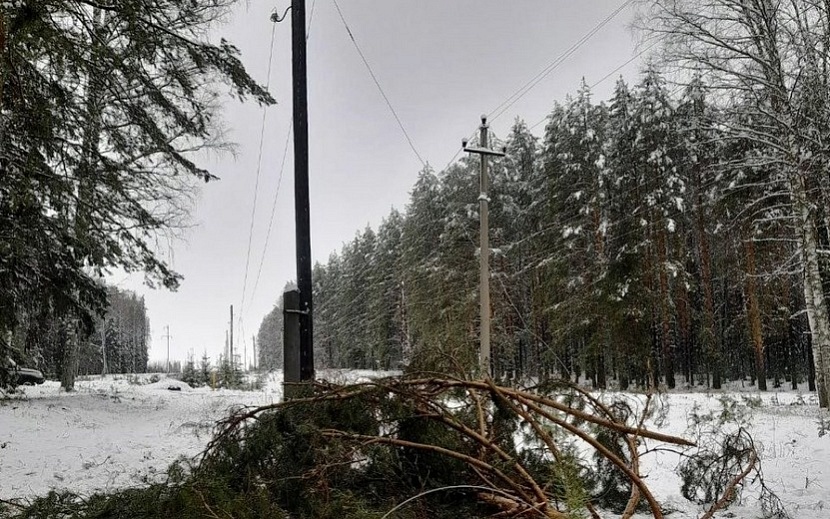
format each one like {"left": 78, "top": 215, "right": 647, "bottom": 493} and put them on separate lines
{"left": 3, "top": 376, "right": 779, "bottom": 519}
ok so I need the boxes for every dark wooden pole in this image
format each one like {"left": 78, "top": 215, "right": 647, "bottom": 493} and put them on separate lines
{"left": 292, "top": 0, "right": 314, "bottom": 381}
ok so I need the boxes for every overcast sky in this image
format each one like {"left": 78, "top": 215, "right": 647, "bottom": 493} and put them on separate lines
{"left": 119, "top": 0, "right": 646, "bottom": 366}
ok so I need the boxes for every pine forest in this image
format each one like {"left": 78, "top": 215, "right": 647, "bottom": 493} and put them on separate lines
{"left": 259, "top": 71, "right": 824, "bottom": 401}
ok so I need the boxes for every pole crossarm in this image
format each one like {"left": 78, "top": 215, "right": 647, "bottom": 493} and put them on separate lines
{"left": 462, "top": 145, "right": 506, "bottom": 157}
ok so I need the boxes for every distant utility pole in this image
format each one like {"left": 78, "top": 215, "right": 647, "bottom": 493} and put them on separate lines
{"left": 101, "top": 318, "right": 107, "bottom": 376}
{"left": 229, "top": 304, "right": 234, "bottom": 367}
{"left": 463, "top": 115, "right": 505, "bottom": 378}
{"left": 163, "top": 325, "right": 172, "bottom": 373}
{"left": 252, "top": 335, "right": 257, "bottom": 371}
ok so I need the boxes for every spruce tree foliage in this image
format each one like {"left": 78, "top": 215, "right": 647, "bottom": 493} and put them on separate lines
{"left": 0, "top": 1, "right": 273, "bottom": 390}
{"left": 180, "top": 355, "right": 199, "bottom": 387}
{"left": 256, "top": 299, "right": 284, "bottom": 371}
{"left": 198, "top": 352, "right": 212, "bottom": 386}
{"left": 255, "top": 70, "right": 821, "bottom": 395}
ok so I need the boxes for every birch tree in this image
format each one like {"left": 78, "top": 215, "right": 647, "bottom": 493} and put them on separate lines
{"left": 640, "top": 0, "right": 830, "bottom": 406}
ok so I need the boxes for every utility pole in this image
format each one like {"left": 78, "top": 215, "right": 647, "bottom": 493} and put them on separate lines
{"left": 279, "top": 0, "right": 314, "bottom": 381}
{"left": 252, "top": 335, "right": 257, "bottom": 371}
{"left": 229, "top": 304, "right": 234, "bottom": 368}
{"left": 463, "top": 115, "right": 505, "bottom": 378}
{"left": 101, "top": 317, "right": 107, "bottom": 376}
{"left": 269, "top": 1, "right": 314, "bottom": 382}
{"left": 163, "top": 325, "right": 171, "bottom": 373}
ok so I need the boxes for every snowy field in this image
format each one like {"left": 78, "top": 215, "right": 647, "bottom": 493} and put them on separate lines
{"left": 1, "top": 373, "right": 829, "bottom": 518}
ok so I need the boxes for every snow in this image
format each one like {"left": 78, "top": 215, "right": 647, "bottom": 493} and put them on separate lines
{"left": 626, "top": 389, "right": 830, "bottom": 519}
{"left": 2, "top": 374, "right": 829, "bottom": 518}
{"left": 0, "top": 370, "right": 396, "bottom": 500}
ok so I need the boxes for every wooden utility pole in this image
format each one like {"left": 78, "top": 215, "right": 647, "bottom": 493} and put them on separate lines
{"left": 463, "top": 115, "right": 505, "bottom": 378}
{"left": 290, "top": 0, "right": 314, "bottom": 382}
{"left": 229, "top": 304, "right": 234, "bottom": 368}
{"left": 101, "top": 318, "right": 107, "bottom": 376}
{"left": 163, "top": 325, "right": 171, "bottom": 373}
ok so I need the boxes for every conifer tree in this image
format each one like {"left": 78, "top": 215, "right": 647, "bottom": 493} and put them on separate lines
{"left": 0, "top": 1, "right": 272, "bottom": 389}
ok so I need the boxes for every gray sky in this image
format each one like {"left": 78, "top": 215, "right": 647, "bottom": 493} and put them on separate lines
{"left": 120, "top": 0, "right": 645, "bottom": 366}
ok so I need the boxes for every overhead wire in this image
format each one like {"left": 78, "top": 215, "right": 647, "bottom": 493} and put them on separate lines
{"left": 248, "top": 124, "right": 293, "bottom": 311}
{"left": 441, "top": 0, "right": 637, "bottom": 172}
{"left": 488, "top": 0, "right": 635, "bottom": 123}
{"left": 240, "top": 20, "right": 278, "bottom": 320}
{"left": 528, "top": 38, "right": 662, "bottom": 132}
{"left": 331, "top": 0, "right": 427, "bottom": 168}
{"left": 244, "top": 0, "right": 318, "bottom": 317}
{"left": 238, "top": 0, "right": 317, "bottom": 354}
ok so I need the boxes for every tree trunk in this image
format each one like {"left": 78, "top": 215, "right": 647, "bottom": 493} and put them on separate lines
{"left": 793, "top": 172, "right": 830, "bottom": 407}
{"left": 59, "top": 318, "right": 79, "bottom": 391}
{"left": 744, "top": 236, "right": 767, "bottom": 390}
{"left": 657, "top": 225, "right": 675, "bottom": 388}
{"left": 696, "top": 165, "right": 721, "bottom": 389}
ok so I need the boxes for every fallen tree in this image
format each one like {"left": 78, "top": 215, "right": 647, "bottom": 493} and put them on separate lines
{"left": 4, "top": 376, "right": 775, "bottom": 519}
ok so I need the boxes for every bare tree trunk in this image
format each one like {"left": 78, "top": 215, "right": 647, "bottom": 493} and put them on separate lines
{"left": 744, "top": 235, "right": 767, "bottom": 390}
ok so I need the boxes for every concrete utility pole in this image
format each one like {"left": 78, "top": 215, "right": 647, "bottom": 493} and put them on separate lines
{"left": 463, "top": 115, "right": 505, "bottom": 378}
{"left": 163, "top": 325, "right": 171, "bottom": 373}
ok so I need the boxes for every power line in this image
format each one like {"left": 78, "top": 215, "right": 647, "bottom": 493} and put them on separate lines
{"left": 240, "top": 21, "right": 278, "bottom": 317}
{"left": 331, "top": 0, "right": 427, "bottom": 168}
{"left": 528, "top": 39, "right": 662, "bottom": 132}
{"left": 243, "top": 1, "right": 319, "bottom": 315}
{"left": 440, "top": 1, "right": 637, "bottom": 172}
{"left": 589, "top": 38, "right": 661, "bottom": 90}
{"left": 247, "top": 123, "right": 293, "bottom": 311}
{"left": 488, "top": 0, "right": 635, "bottom": 123}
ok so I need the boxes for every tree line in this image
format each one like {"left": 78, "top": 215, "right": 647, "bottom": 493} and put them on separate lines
{"left": 255, "top": 0, "right": 830, "bottom": 408}
{"left": 259, "top": 68, "right": 826, "bottom": 402}
{"left": 6, "top": 285, "right": 152, "bottom": 378}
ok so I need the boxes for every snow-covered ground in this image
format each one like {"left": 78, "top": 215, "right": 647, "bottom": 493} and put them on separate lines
{"left": 630, "top": 389, "right": 830, "bottom": 518}
{"left": 1, "top": 373, "right": 829, "bottom": 518}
